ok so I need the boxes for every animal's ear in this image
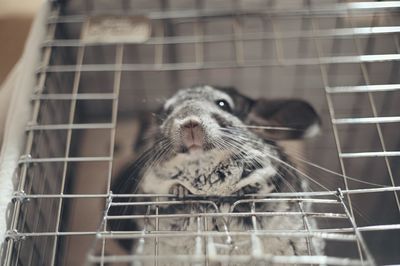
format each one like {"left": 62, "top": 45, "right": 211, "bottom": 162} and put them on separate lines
{"left": 246, "top": 99, "right": 321, "bottom": 140}
{"left": 218, "top": 87, "right": 320, "bottom": 141}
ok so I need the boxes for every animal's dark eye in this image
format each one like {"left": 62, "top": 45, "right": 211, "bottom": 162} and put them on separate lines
{"left": 215, "top": 99, "right": 232, "bottom": 113}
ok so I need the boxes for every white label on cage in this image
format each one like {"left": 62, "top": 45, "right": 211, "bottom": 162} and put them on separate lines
{"left": 82, "top": 16, "right": 151, "bottom": 43}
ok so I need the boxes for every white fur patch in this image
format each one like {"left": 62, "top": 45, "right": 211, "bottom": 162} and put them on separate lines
{"left": 303, "top": 122, "right": 320, "bottom": 138}
{"left": 234, "top": 166, "right": 276, "bottom": 193}
{"left": 141, "top": 148, "right": 277, "bottom": 196}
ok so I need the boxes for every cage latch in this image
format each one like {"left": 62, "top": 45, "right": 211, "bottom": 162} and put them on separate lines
{"left": 18, "top": 154, "right": 32, "bottom": 164}
{"left": 5, "top": 229, "right": 25, "bottom": 243}
{"left": 12, "top": 191, "right": 30, "bottom": 204}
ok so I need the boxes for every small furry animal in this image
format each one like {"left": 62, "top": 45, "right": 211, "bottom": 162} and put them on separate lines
{"left": 109, "top": 85, "right": 323, "bottom": 264}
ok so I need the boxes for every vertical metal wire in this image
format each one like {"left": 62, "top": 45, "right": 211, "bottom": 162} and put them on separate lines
{"left": 298, "top": 202, "right": 313, "bottom": 256}
{"left": 22, "top": 130, "right": 47, "bottom": 264}
{"left": 19, "top": 23, "right": 59, "bottom": 262}
{"left": 106, "top": 44, "right": 124, "bottom": 196}
{"left": 233, "top": 1, "right": 244, "bottom": 66}
{"left": 3, "top": 8, "right": 59, "bottom": 265}
{"left": 101, "top": 43, "right": 125, "bottom": 264}
{"left": 389, "top": 15, "right": 400, "bottom": 55}
{"left": 337, "top": 191, "right": 375, "bottom": 265}
{"left": 310, "top": 16, "right": 365, "bottom": 262}
{"left": 160, "top": 0, "right": 179, "bottom": 93}
{"left": 270, "top": 15, "right": 285, "bottom": 65}
{"left": 99, "top": 194, "right": 112, "bottom": 266}
{"left": 346, "top": 12, "right": 400, "bottom": 213}
{"left": 194, "top": 0, "right": 205, "bottom": 83}
{"left": 154, "top": 197, "right": 159, "bottom": 266}
{"left": 194, "top": 18, "right": 204, "bottom": 66}
{"left": 194, "top": 214, "right": 203, "bottom": 266}
{"left": 203, "top": 207, "right": 209, "bottom": 266}
{"left": 310, "top": 18, "right": 355, "bottom": 219}
{"left": 25, "top": 92, "right": 68, "bottom": 263}
{"left": 155, "top": 22, "right": 164, "bottom": 67}
{"left": 250, "top": 202, "right": 263, "bottom": 260}
{"left": 50, "top": 34, "right": 86, "bottom": 266}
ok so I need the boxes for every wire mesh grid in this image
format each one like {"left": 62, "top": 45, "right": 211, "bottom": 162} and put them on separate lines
{"left": 2, "top": 0, "right": 400, "bottom": 265}
{"left": 86, "top": 190, "right": 379, "bottom": 265}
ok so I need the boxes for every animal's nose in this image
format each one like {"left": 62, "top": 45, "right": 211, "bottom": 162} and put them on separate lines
{"left": 181, "top": 119, "right": 200, "bottom": 129}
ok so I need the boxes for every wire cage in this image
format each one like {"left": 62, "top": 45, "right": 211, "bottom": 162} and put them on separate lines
{"left": 2, "top": 0, "right": 400, "bottom": 265}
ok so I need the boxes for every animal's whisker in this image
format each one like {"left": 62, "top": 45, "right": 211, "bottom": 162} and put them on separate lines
{"left": 125, "top": 138, "right": 174, "bottom": 194}
{"left": 288, "top": 154, "right": 387, "bottom": 188}
{"left": 280, "top": 145, "right": 387, "bottom": 188}
{"left": 147, "top": 140, "right": 172, "bottom": 168}
{"left": 218, "top": 128, "right": 388, "bottom": 189}
{"left": 217, "top": 129, "right": 380, "bottom": 226}
{"left": 222, "top": 125, "right": 301, "bottom": 131}
{"left": 275, "top": 168, "right": 299, "bottom": 194}
{"left": 220, "top": 133, "right": 331, "bottom": 191}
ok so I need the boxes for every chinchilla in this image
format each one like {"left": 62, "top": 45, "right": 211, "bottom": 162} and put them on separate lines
{"left": 108, "top": 85, "right": 324, "bottom": 264}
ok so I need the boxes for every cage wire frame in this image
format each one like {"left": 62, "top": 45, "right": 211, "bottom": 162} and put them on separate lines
{"left": 2, "top": 0, "right": 400, "bottom": 265}
{"left": 85, "top": 189, "right": 379, "bottom": 265}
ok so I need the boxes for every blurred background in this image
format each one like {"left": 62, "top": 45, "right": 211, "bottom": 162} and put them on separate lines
{"left": 0, "top": 0, "right": 43, "bottom": 84}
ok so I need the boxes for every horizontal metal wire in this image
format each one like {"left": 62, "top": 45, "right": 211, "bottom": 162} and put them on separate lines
{"left": 38, "top": 54, "right": 400, "bottom": 73}
{"left": 31, "top": 84, "right": 400, "bottom": 100}
{"left": 340, "top": 151, "right": 400, "bottom": 158}
{"left": 7, "top": 223, "right": 400, "bottom": 239}
{"left": 87, "top": 254, "right": 368, "bottom": 265}
{"left": 100, "top": 231, "right": 358, "bottom": 241}
{"left": 110, "top": 198, "right": 340, "bottom": 205}
{"left": 11, "top": 186, "right": 400, "bottom": 200}
{"left": 47, "top": 1, "right": 400, "bottom": 24}
{"left": 43, "top": 26, "right": 400, "bottom": 47}
{"left": 106, "top": 211, "right": 348, "bottom": 220}
{"left": 25, "top": 123, "right": 114, "bottom": 131}
{"left": 18, "top": 156, "right": 113, "bottom": 164}
{"left": 333, "top": 116, "right": 400, "bottom": 125}
{"left": 0, "top": 230, "right": 359, "bottom": 239}
{"left": 326, "top": 84, "right": 400, "bottom": 93}
{"left": 31, "top": 93, "right": 117, "bottom": 100}
{"left": 104, "top": 223, "right": 400, "bottom": 236}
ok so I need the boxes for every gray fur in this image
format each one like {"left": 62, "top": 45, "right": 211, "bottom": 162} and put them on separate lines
{"left": 110, "top": 85, "right": 323, "bottom": 264}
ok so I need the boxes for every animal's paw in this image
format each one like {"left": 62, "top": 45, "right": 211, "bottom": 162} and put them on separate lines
{"left": 169, "top": 184, "right": 190, "bottom": 199}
